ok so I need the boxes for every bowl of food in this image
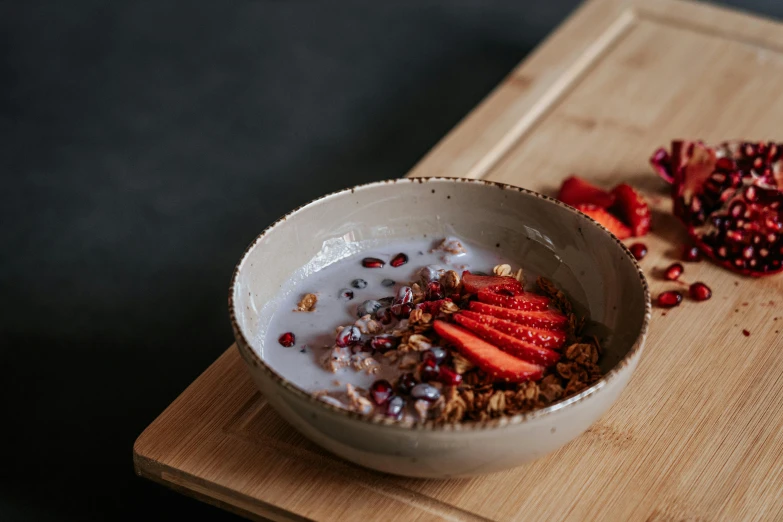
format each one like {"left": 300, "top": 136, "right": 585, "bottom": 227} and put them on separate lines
{"left": 229, "top": 177, "right": 651, "bottom": 478}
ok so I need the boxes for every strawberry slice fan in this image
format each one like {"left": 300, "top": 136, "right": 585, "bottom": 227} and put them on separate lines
{"left": 431, "top": 273, "right": 570, "bottom": 383}
{"left": 556, "top": 175, "right": 651, "bottom": 240}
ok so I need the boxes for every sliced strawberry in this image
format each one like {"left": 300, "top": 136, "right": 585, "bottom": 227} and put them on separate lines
{"left": 414, "top": 298, "right": 452, "bottom": 315}
{"left": 610, "top": 183, "right": 651, "bottom": 237}
{"left": 461, "top": 271, "right": 523, "bottom": 294}
{"left": 453, "top": 314, "right": 559, "bottom": 367}
{"left": 557, "top": 175, "right": 615, "bottom": 208}
{"left": 574, "top": 204, "right": 632, "bottom": 239}
{"left": 476, "top": 289, "right": 549, "bottom": 311}
{"left": 432, "top": 320, "right": 543, "bottom": 382}
{"left": 458, "top": 311, "right": 566, "bottom": 350}
{"left": 469, "top": 301, "right": 568, "bottom": 330}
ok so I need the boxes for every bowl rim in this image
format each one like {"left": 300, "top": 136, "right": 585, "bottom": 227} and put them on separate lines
{"left": 228, "top": 177, "right": 652, "bottom": 432}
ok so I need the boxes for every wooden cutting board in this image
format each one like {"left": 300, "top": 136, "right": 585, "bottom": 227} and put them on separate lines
{"left": 134, "top": 0, "right": 783, "bottom": 519}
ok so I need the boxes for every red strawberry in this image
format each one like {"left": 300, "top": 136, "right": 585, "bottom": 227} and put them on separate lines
{"left": 433, "top": 320, "right": 543, "bottom": 382}
{"left": 469, "top": 301, "right": 568, "bottom": 330}
{"left": 557, "top": 176, "right": 615, "bottom": 208}
{"left": 453, "top": 315, "right": 559, "bottom": 367}
{"left": 476, "top": 289, "right": 549, "bottom": 311}
{"left": 458, "top": 311, "right": 566, "bottom": 350}
{"left": 610, "top": 183, "right": 651, "bottom": 237}
{"left": 461, "top": 271, "right": 523, "bottom": 294}
{"left": 574, "top": 204, "right": 632, "bottom": 239}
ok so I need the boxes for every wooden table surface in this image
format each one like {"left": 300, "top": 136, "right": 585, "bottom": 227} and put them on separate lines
{"left": 134, "top": 0, "right": 783, "bottom": 519}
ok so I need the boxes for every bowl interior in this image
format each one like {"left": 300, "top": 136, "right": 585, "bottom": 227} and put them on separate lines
{"left": 232, "top": 178, "right": 648, "bottom": 382}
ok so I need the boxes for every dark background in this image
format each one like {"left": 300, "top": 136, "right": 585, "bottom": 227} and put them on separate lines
{"left": 1, "top": 1, "right": 781, "bottom": 520}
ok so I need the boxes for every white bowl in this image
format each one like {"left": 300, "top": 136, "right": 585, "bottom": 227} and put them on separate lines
{"left": 229, "top": 177, "right": 651, "bottom": 478}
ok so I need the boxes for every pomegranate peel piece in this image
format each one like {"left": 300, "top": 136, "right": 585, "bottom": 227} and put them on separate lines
{"left": 433, "top": 320, "right": 543, "bottom": 382}
{"left": 454, "top": 314, "right": 560, "bottom": 366}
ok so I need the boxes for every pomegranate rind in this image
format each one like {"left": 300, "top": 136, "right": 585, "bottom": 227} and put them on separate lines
{"left": 433, "top": 320, "right": 543, "bottom": 382}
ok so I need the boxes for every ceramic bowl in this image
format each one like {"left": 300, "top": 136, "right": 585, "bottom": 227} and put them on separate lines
{"left": 229, "top": 177, "right": 651, "bottom": 478}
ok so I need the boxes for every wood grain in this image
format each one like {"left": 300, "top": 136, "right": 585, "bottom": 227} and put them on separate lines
{"left": 135, "top": 0, "right": 783, "bottom": 519}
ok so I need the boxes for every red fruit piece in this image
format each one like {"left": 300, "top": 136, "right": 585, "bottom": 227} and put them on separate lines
{"left": 469, "top": 301, "right": 567, "bottom": 330}
{"left": 390, "top": 252, "right": 408, "bottom": 267}
{"left": 437, "top": 366, "right": 463, "bottom": 385}
{"left": 664, "top": 263, "right": 684, "bottom": 281}
{"left": 574, "top": 204, "right": 632, "bottom": 239}
{"left": 629, "top": 242, "right": 648, "bottom": 261}
{"left": 657, "top": 291, "right": 683, "bottom": 308}
{"left": 611, "top": 183, "right": 652, "bottom": 237}
{"left": 278, "top": 332, "right": 295, "bottom": 347}
{"left": 369, "top": 379, "right": 393, "bottom": 405}
{"left": 557, "top": 175, "right": 615, "bottom": 208}
{"left": 453, "top": 314, "right": 559, "bottom": 367}
{"left": 476, "top": 289, "right": 549, "bottom": 311}
{"left": 682, "top": 245, "right": 702, "bottom": 262}
{"left": 432, "top": 320, "right": 543, "bottom": 382}
{"left": 361, "top": 257, "right": 385, "bottom": 268}
{"left": 651, "top": 140, "right": 783, "bottom": 276}
{"left": 689, "top": 281, "right": 712, "bottom": 301}
{"left": 461, "top": 271, "right": 523, "bottom": 294}
{"left": 458, "top": 311, "right": 565, "bottom": 350}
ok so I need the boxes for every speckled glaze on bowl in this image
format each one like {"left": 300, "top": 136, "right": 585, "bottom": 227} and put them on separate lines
{"left": 229, "top": 177, "right": 651, "bottom": 478}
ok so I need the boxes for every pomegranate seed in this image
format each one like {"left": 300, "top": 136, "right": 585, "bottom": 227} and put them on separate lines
{"left": 397, "top": 373, "right": 417, "bottom": 395}
{"left": 423, "top": 346, "right": 447, "bottom": 364}
{"left": 335, "top": 326, "right": 361, "bottom": 347}
{"left": 689, "top": 282, "right": 712, "bottom": 301}
{"left": 278, "top": 332, "right": 295, "bottom": 347}
{"left": 629, "top": 242, "right": 648, "bottom": 260}
{"left": 657, "top": 291, "right": 683, "bottom": 308}
{"left": 742, "top": 329, "right": 751, "bottom": 336}
{"left": 338, "top": 288, "right": 354, "bottom": 300}
{"left": 374, "top": 306, "right": 393, "bottom": 324}
{"left": 370, "top": 379, "right": 393, "bottom": 405}
{"left": 426, "top": 281, "right": 445, "bottom": 300}
{"left": 664, "top": 263, "right": 684, "bottom": 281}
{"left": 394, "top": 286, "right": 413, "bottom": 305}
{"left": 411, "top": 383, "right": 441, "bottom": 402}
{"left": 390, "top": 253, "right": 408, "bottom": 267}
{"left": 385, "top": 395, "right": 405, "bottom": 418}
{"left": 438, "top": 366, "right": 463, "bottom": 385}
{"left": 390, "top": 302, "right": 413, "bottom": 319}
{"left": 419, "top": 359, "right": 439, "bottom": 382}
{"left": 362, "top": 257, "right": 385, "bottom": 268}
{"left": 370, "top": 335, "right": 397, "bottom": 353}
{"left": 683, "top": 245, "right": 702, "bottom": 262}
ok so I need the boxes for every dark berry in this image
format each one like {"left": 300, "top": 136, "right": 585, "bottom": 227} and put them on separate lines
{"left": 689, "top": 282, "right": 712, "bottom": 301}
{"left": 390, "top": 252, "right": 408, "bottom": 267}
{"left": 335, "top": 325, "right": 361, "bottom": 347}
{"left": 629, "top": 242, "right": 648, "bottom": 261}
{"left": 664, "top": 263, "right": 684, "bottom": 281}
{"left": 657, "top": 291, "right": 683, "bottom": 308}
{"left": 278, "top": 332, "right": 295, "bottom": 347}
{"left": 397, "top": 373, "right": 417, "bottom": 395}
{"left": 361, "top": 257, "right": 385, "bottom": 268}
{"left": 370, "top": 379, "right": 393, "bottom": 405}
{"left": 411, "top": 383, "right": 441, "bottom": 401}
{"left": 357, "top": 299, "right": 382, "bottom": 317}
{"left": 351, "top": 278, "right": 368, "bottom": 289}
{"left": 381, "top": 279, "right": 396, "bottom": 287}
{"left": 338, "top": 288, "right": 354, "bottom": 300}
{"left": 385, "top": 395, "right": 405, "bottom": 418}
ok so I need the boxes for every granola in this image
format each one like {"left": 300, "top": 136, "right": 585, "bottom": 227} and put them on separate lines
{"left": 295, "top": 293, "right": 318, "bottom": 312}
